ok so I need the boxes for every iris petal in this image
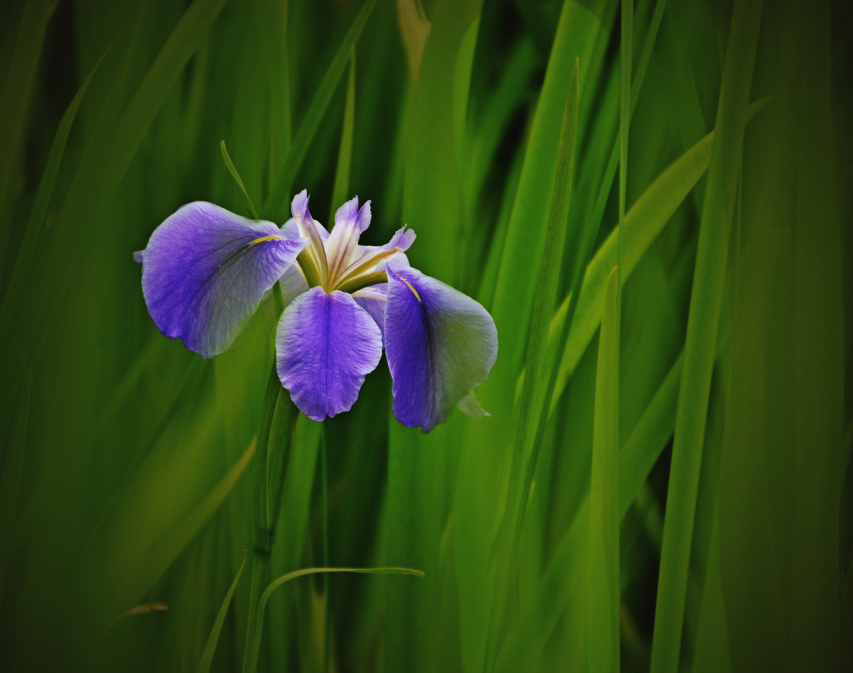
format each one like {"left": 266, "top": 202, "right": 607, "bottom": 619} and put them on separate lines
{"left": 140, "top": 201, "right": 305, "bottom": 358}
{"left": 276, "top": 287, "right": 383, "bottom": 421}
{"left": 278, "top": 265, "right": 309, "bottom": 309}
{"left": 353, "top": 284, "right": 388, "bottom": 342}
{"left": 385, "top": 267, "right": 498, "bottom": 432}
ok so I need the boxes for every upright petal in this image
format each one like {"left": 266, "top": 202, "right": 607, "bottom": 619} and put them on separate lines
{"left": 278, "top": 265, "right": 309, "bottom": 309}
{"left": 334, "top": 196, "right": 371, "bottom": 235}
{"left": 276, "top": 287, "right": 382, "bottom": 421}
{"left": 290, "top": 189, "right": 329, "bottom": 238}
{"left": 385, "top": 267, "right": 498, "bottom": 432}
{"left": 326, "top": 197, "right": 371, "bottom": 281}
{"left": 353, "top": 284, "right": 388, "bottom": 342}
{"left": 140, "top": 201, "right": 305, "bottom": 358}
{"left": 355, "top": 226, "right": 416, "bottom": 265}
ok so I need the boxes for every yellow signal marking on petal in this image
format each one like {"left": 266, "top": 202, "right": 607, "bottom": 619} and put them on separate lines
{"left": 401, "top": 278, "right": 422, "bottom": 303}
{"left": 249, "top": 235, "right": 283, "bottom": 246}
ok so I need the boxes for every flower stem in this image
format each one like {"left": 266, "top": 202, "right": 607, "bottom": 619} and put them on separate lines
{"left": 321, "top": 430, "right": 330, "bottom": 673}
{"left": 242, "top": 551, "right": 270, "bottom": 673}
{"left": 242, "top": 352, "right": 299, "bottom": 672}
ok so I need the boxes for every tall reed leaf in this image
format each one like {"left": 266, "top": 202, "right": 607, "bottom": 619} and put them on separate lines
{"left": 196, "top": 551, "right": 247, "bottom": 673}
{"left": 488, "top": 56, "right": 579, "bottom": 668}
{"left": 220, "top": 140, "right": 260, "bottom": 220}
{"left": 586, "top": 266, "right": 621, "bottom": 672}
{"left": 650, "top": 1, "right": 764, "bottom": 670}
{"left": 264, "top": 0, "right": 377, "bottom": 215}
{"left": 0, "top": 372, "right": 32, "bottom": 600}
{"left": 246, "top": 567, "right": 424, "bottom": 673}
{"left": 453, "top": 7, "right": 607, "bottom": 670}
{"left": 0, "top": 52, "right": 102, "bottom": 333}
{"left": 0, "top": 0, "right": 56, "bottom": 220}
{"left": 547, "top": 98, "right": 768, "bottom": 414}
{"left": 330, "top": 51, "right": 357, "bottom": 221}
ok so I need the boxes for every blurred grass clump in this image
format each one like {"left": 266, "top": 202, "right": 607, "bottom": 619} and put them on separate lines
{"left": 1, "top": 0, "right": 852, "bottom": 671}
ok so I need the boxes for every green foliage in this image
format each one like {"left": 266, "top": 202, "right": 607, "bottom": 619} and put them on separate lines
{"left": 0, "top": 0, "right": 850, "bottom": 672}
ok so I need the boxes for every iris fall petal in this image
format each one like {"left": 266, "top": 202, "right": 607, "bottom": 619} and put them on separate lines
{"left": 276, "top": 287, "right": 383, "bottom": 421}
{"left": 385, "top": 267, "right": 498, "bottom": 432}
{"left": 140, "top": 201, "right": 305, "bottom": 358}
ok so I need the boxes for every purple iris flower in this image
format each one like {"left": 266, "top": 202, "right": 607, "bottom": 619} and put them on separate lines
{"left": 135, "top": 190, "right": 498, "bottom": 432}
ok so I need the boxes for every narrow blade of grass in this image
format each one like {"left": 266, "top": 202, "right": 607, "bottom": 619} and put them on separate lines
{"left": 139, "top": 439, "right": 256, "bottom": 610}
{"left": 486, "top": 56, "right": 579, "bottom": 669}
{"left": 0, "top": 0, "right": 56, "bottom": 220}
{"left": 220, "top": 140, "right": 260, "bottom": 220}
{"left": 110, "top": 0, "right": 232, "bottom": 185}
{"left": 329, "top": 50, "right": 357, "bottom": 220}
{"left": 452, "top": 7, "right": 607, "bottom": 670}
{"left": 196, "top": 551, "right": 247, "bottom": 673}
{"left": 246, "top": 566, "right": 424, "bottom": 673}
{"left": 264, "top": 0, "right": 377, "bottom": 216}
{"left": 0, "top": 371, "right": 32, "bottom": 600}
{"left": 649, "top": 1, "right": 765, "bottom": 670}
{"left": 586, "top": 266, "right": 621, "bottom": 672}
{"left": 547, "top": 97, "right": 768, "bottom": 415}
{"left": 0, "top": 50, "right": 103, "bottom": 336}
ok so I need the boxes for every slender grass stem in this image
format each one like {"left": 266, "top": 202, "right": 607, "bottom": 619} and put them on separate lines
{"left": 649, "top": 1, "right": 764, "bottom": 670}
{"left": 322, "top": 430, "right": 331, "bottom": 673}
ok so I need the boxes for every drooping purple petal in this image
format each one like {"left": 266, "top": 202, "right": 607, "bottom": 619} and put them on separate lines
{"left": 140, "top": 201, "right": 305, "bottom": 358}
{"left": 276, "top": 287, "right": 382, "bottom": 421}
{"left": 353, "top": 284, "right": 387, "bottom": 342}
{"left": 385, "top": 267, "right": 498, "bottom": 432}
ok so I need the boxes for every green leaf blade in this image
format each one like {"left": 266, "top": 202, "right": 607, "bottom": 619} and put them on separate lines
{"left": 586, "top": 265, "right": 621, "bottom": 673}
{"left": 649, "top": 2, "right": 765, "bottom": 671}
{"left": 196, "top": 551, "right": 248, "bottom": 673}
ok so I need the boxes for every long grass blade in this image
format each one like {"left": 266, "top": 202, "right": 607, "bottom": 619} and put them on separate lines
{"left": 140, "top": 439, "right": 256, "bottom": 605}
{"left": 586, "top": 266, "right": 621, "bottom": 672}
{"left": 0, "top": 50, "right": 103, "bottom": 334}
{"left": 0, "top": 0, "right": 56, "bottom": 220}
{"left": 486, "top": 56, "right": 579, "bottom": 669}
{"left": 329, "top": 50, "right": 357, "bottom": 220}
{"left": 0, "top": 371, "right": 32, "bottom": 603}
{"left": 264, "top": 0, "right": 377, "bottom": 215}
{"left": 220, "top": 140, "right": 260, "bottom": 220}
{"left": 196, "top": 551, "right": 248, "bottom": 673}
{"left": 649, "top": 1, "right": 765, "bottom": 670}
{"left": 110, "top": 0, "right": 232, "bottom": 186}
{"left": 547, "top": 98, "right": 768, "bottom": 414}
{"left": 246, "top": 566, "right": 424, "bottom": 673}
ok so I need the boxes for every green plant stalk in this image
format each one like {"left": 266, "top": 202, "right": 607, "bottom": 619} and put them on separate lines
{"left": 586, "top": 266, "right": 621, "bottom": 672}
{"left": 246, "top": 567, "right": 424, "bottom": 673}
{"left": 196, "top": 551, "right": 248, "bottom": 673}
{"left": 649, "top": 0, "right": 765, "bottom": 671}
{"left": 264, "top": 0, "right": 377, "bottom": 214}
{"left": 322, "top": 430, "right": 331, "bottom": 673}
{"left": 242, "top": 356, "right": 298, "bottom": 673}
{"left": 512, "top": 0, "right": 664, "bottom": 533}
{"left": 0, "top": 0, "right": 57, "bottom": 221}
{"left": 485, "top": 58, "right": 579, "bottom": 671}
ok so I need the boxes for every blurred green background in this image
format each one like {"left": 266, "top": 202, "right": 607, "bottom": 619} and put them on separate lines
{"left": 1, "top": 0, "right": 851, "bottom": 671}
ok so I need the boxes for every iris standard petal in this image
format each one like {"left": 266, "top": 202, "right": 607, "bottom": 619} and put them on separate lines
{"left": 140, "top": 201, "right": 305, "bottom": 358}
{"left": 276, "top": 287, "right": 383, "bottom": 421}
{"left": 334, "top": 196, "right": 371, "bottom": 234}
{"left": 278, "top": 265, "right": 309, "bottom": 309}
{"left": 353, "top": 284, "right": 388, "bottom": 342}
{"left": 326, "top": 197, "right": 371, "bottom": 280}
{"left": 385, "top": 267, "right": 498, "bottom": 432}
